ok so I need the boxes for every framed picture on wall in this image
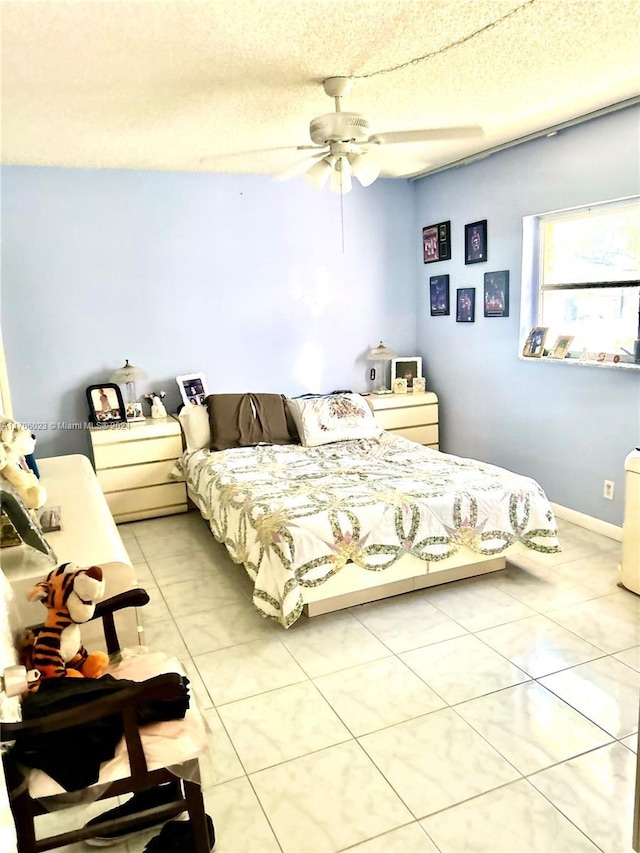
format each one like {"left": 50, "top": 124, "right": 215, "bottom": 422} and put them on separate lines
{"left": 429, "top": 274, "right": 450, "bottom": 316}
{"left": 391, "top": 357, "right": 422, "bottom": 390}
{"left": 86, "top": 383, "right": 126, "bottom": 425}
{"left": 465, "top": 220, "right": 487, "bottom": 264}
{"left": 456, "top": 288, "right": 475, "bottom": 323}
{"left": 176, "top": 373, "right": 209, "bottom": 408}
{"left": 483, "top": 270, "right": 510, "bottom": 317}
{"left": 423, "top": 221, "right": 451, "bottom": 263}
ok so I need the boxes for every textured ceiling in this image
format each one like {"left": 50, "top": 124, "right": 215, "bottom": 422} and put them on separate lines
{"left": 2, "top": 0, "right": 639, "bottom": 179}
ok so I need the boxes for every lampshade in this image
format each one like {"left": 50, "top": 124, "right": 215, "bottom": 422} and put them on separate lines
{"left": 110, "top": 359, "right": 148, "bottom": 404}
{"left": 110, "top": 360, "right": 148, "bottom": 384}
{"left": 303, "top": 149, "right": 380, "bottom": 195}
{"left": 349, "top": 152, "right": 381, "bottom": 187}
{"left": 330, "top": 157, "right": 352, "bottom": 194}
{"left": 303, "top": 159, "right": 332, "bottom": 190}
{"left": 367, "top": 341, "right": 396, "bottom": 361}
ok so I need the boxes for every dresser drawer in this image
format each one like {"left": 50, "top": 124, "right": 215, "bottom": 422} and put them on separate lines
{"left": 105, "top": 482, "right": 187, "bottom": 517}
{"left": 93, "top": 436, "right": 182, "bottom": 469}
{"left": 390, "top": 423, "right": 439, "bottom": 446}
{"left": 375, "top": 403, "right": 438, "bottom": 430}
{"left": 97, "top": 459, "right": 177, "bottom": 493}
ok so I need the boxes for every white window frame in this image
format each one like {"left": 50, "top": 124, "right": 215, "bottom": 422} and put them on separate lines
{"left": 520, "top": 195, "right": 640, "bottom": 370}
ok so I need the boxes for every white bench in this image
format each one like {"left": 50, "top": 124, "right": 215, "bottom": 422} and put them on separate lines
{"left": 1, "top": 454, "right": 140, "bottom": 650}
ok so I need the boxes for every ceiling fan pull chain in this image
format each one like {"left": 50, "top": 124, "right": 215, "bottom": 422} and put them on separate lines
{"left": 340, "top": 182, "right": 345, "bottom": 254}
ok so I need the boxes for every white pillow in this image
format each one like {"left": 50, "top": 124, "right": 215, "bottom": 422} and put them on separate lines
{"left": 178, "top": 404, "right": 211, "bottom": 452}
{"left": 287, "top": 394, "right": 381, "bottom": 447}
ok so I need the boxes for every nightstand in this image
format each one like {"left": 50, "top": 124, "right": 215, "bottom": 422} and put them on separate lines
{"left": 366, "top": 391, "right": 439, "bottom": 448}
{"left": 90, "top": 418, "right": 187, "bottom": 523}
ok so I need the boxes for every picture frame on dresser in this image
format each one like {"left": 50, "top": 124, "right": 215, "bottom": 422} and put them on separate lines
{"left": 176, "top": 373, "right": 209, "bottom": 408}
{"left": 124, "top": 401, "right": 145, "bottom": 422}
{"left": 391, "top": 357, "right": 423, "bottom": 390}
{"left": 86, "top": 383, "right": 126, "bottom": 426}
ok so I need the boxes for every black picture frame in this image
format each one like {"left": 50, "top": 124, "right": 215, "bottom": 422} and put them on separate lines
{"left": 456, "top": 288, "right": 476, "bottom": 323}
{"left": 429, "top": 275, "right": 450, "bottom": 316}
{"left": 423, "top": 221, "right": 451, "bottom": 264}
{"left": 86, "top": 383, "right": 126, "bottom": 426}
{"left": 483, "top": 270, "right": 510, "bottom": 317}
{"left": 465, "top": 220, "right": 487, "bottom": 265}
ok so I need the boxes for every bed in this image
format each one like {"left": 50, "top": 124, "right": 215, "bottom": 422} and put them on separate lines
{"left": 173, "top": 393, "right": 560, "bottom": 627}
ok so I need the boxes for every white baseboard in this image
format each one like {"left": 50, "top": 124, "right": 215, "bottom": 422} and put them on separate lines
{"left": 551, "top": 502, "right": 623, "bottom": 542}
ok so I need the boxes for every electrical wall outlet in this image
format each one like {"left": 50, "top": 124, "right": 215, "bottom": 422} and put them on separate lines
{"left": 603, "top": 480, "right": 614, "bottom": 500}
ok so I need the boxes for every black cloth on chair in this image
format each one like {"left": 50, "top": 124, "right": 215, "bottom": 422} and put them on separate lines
{"left": 8, "top": 674, "right": 190, "bottom": 791}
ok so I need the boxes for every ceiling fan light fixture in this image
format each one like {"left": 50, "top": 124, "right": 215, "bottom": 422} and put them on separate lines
{"left": 348, "top": 152, "right": 381, "bottom": 187}
{"left": 330, "top": 157, "right": 352, "bottom": 194}
{"left": 303, "top": 158, "right": 332, "bottom": 190}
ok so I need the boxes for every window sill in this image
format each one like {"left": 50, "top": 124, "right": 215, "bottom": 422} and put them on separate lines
{"left": 518, "top": 355, "right": 640, "bottom": 371}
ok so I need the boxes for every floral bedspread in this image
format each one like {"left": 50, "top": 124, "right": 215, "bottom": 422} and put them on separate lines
{"left": 175, "top": 434, "right": 560, "bottom": 627}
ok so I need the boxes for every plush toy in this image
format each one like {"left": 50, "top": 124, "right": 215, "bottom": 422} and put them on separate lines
{"left": 19, "top": 563, "right": 110, "bottom": 690}
{"left": 145, "top": 391, "right": 167, "bottom": 419}
{"left": 0, "top": 416, "right": 47, "bottom": 510}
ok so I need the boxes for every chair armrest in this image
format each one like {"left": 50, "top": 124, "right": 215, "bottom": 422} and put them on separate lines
{"left": 92, "top": 588, "right": 150, "bottom": 619}
{"left": 0, "top": 673, "right": 185, "bottom": 741}
{"left": 90, "top": 588, "right": 150, "bottom": 656}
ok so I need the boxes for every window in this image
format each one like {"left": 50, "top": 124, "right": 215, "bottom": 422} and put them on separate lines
{"left": 521, "top": 196, "right": 640, "bottom": 366}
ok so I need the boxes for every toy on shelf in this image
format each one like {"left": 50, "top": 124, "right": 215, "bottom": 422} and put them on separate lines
{"left": 18, "top": 563, "right": 110, "bottom": 690}
{"left": 0, "top": 416, "right": 47, "bottom": 510}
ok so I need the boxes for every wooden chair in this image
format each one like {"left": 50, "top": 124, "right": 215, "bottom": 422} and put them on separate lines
{"left": 1, "top": 588, "right": 212, "bottom": 853}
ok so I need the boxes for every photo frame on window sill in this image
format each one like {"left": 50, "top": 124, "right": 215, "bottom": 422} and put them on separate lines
{"left": 548, "top": 335, "right": 574, "bottom": 359}
{"left": 86, "top": 383, "right": 126, "bottom": 426}
{"left": 176, "top": 373, "right": 209, "bottom": 408}
{"left": 522, "top": 326, "right": 548, "bottom": 358}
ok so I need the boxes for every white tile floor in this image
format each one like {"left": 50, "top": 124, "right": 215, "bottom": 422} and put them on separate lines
{"left": 38, "top": 512, "right": 638, "bottom": 852}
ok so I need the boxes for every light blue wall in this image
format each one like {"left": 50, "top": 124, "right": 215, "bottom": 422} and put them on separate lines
{"left": 1, "top": 169, "right": 415, "bottom": 458}
{"left": 3, "top": 106, "right": 639, "bottom": 525}
{"left": 415, "top": 105, "right": 640, "bottom": 526}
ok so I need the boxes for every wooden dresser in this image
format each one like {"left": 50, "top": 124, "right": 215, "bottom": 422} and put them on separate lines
{"left": 366, "top": 391, "right": 439, "bottom": 448}
{"left": 90, "top": 418, "right": 187, "bottom": 523}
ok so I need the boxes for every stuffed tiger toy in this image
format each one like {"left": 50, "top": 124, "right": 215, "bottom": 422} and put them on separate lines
{"left": 19, "top": 562, "right": 110, "bottom": 690}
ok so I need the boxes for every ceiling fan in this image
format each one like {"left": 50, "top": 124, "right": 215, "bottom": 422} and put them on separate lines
{"left": 278, "top": 77, "right": 483, "bottom": 193}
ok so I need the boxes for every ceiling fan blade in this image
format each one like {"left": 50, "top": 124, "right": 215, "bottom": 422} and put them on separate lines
{"left": 273, "top": 151, "right": 328, "bottom": 182}
{"left": 369, "top": 126, "right": 484, "bottom": 145}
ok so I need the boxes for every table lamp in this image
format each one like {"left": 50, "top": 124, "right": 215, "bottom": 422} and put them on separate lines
{"left": 110, "top": 360, "right": 148, "bottom": 404}
{"left": 367, "top": 342, "right": 396, "bottom": 394}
